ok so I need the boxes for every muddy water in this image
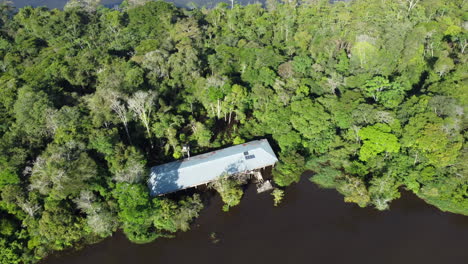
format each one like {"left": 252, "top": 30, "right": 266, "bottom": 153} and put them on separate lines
{"left": 45, "top": 172, "right": 468, "bottom": 264}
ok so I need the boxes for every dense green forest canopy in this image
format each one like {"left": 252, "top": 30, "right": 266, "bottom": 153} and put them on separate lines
{"left": 0, "top": 0, "right": 467, "bottom": 262}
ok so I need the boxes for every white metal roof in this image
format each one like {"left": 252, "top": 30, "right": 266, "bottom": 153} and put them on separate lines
{"left": 148, "top": 139, "right": 278, "bottom": 196}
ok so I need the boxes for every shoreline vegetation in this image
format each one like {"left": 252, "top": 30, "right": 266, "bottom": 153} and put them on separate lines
{"left": 0, "top": 0, "right": 466, "bottom": 263}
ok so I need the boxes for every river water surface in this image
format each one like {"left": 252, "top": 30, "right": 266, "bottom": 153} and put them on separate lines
{"left": 44, "top": 173, "right": 468, "bottom": 264}
{"left": 9, "top": 1, "right": 468, "bottom": 263}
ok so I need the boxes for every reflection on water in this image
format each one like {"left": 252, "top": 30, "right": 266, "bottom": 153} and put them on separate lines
{"left": 44, "top": 173, "right": 468, "bottom": 264}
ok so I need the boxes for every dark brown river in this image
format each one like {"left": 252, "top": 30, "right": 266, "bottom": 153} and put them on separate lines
{"left": 44, "top": 172, "right": 468, "bottom": 264}
{"left": 8, "top": 1, "right": 466, "bottom": 263}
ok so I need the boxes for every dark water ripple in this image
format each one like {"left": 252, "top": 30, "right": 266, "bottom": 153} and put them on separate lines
{"left": 44, "top": 173, "right": 468, "bottom": 264}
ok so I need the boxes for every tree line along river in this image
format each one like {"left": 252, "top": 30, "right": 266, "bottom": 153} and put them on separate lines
{"left": 43, "top": 172, "right": 468, "bottom": 264}
{"left": 12, "top": 0, "right": 351, "bottom": 10}
{"left": 12, "top": 0, "right": 264, "bottom": 10}
{"left": 8, "top": 1, "right": 468, "bottom": 263}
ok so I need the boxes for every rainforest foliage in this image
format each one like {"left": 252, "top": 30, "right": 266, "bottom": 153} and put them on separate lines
{"left": 0, "top": 0, "right": 467, "bottom": 262}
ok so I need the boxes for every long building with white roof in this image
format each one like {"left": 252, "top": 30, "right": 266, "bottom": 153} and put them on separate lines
{"left": 148, "top": 139, "right": 278, "bottom": 196}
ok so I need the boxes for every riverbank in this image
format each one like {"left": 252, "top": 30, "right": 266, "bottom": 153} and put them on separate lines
{"left": 44, "top": 173, "right": 468, "bottom": 264}
{"left": 11, "top": 0, "right": 352, "bottom": 10}
{"left": 11, "top": 0, "right": 260, "bottom": 9}
{"left": 0, "top": 1, "right": 465, "bottom": 263}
